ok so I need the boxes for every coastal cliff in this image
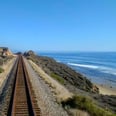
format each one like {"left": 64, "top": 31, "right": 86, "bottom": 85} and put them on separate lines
{"left": 0, "top": 47, "right": 13, "bottom": 57}
{"left": 24, "top": 51, "right": 116, "bottom": 115}
{"left": 0, "top": 47, "right": 14, "bottom": 66}
{"left": 24, "top": 50, "right": 98, "bottom": 93}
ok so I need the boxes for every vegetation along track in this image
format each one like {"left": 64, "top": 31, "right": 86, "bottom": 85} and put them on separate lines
{"left": 7, "top": 55, "right": 41, "bottom": 116}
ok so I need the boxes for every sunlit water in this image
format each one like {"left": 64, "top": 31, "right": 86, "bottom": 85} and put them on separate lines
{"left": 39, "top": 52, "right": 116, "bottom": 88}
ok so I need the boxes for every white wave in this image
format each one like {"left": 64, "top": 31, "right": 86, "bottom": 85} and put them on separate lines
{"left": 68, "top": 62, "right": 116, "bottom": 76}
{"left": 101, "top": 70, "right": 116, "bottom": 76}
{"left": 56, "top": 60, "right": 61, "bottom": 63}
{"left": 68, "top": 63, "right": 99, "bottom": 69}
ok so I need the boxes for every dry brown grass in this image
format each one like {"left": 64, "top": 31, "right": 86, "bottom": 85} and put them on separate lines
{"left": 28, "top": 60, "right": 73, "bottom": 102}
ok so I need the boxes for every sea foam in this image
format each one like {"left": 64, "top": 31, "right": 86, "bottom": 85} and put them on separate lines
{"left": 68, "top": 63, "right": 116, "bottom": 76}
{"left": 68, "top": 63, "right": 99, "bottom": 69}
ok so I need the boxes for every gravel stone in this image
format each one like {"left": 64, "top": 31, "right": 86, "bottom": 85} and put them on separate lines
{"left": 24, "top": 58, "right": 68, "bottom": 116}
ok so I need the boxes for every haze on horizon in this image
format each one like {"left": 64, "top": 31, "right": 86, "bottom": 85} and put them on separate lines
{"left": 0, "top": 0, "right": 116, "bottom": 52}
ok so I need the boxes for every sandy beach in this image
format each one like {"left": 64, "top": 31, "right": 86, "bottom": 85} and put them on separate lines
{"left": 96, "top": 84, "right": 116, "bottom": 96}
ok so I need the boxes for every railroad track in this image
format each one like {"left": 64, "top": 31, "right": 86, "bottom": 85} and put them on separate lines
{"left": 7, "top": 55, "right": 41, "bottom": 116}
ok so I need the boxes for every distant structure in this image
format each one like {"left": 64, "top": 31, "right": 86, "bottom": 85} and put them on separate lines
{"left": 0, "top": 47, "right": 12, "bottom": 57}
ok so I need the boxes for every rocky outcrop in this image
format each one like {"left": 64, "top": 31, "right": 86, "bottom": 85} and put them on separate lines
{"left": 24, "top": 51, "right": 99, "bottom": 93}
{"left": 0, "top": 47, "right": 14, "bottom": 66}
{"left": 0, "top": 47, "right": 13, "bottom": 57}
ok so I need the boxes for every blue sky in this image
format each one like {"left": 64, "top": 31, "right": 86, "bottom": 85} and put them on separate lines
{"left": 0, "top": 0, "right": 116, "bottom": 52}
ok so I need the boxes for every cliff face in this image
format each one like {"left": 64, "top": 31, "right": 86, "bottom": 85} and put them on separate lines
{"left": 24, "top": 51, "right": 99, "bottom": 93}
{"left": 0, "top": 47, "right": 13, "bottom": 57}
{"left": 0, "top": 47, "right": 14, "bottom": 66}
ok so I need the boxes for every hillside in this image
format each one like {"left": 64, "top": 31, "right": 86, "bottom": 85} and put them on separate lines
{"left": 24, "top": 51, "right": 116, "bottom": 115}
{"left": 24, "top": 50, "right": 99, "bottom": 93}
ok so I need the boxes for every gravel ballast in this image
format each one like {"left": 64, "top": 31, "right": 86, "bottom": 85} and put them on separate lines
{"left": 24, "top": 58, "right": 69, "bottom": 116}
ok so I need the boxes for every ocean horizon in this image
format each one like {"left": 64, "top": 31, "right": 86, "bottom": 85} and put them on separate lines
{"left": 39, "top": 52, "right": 116, "bottom": 88}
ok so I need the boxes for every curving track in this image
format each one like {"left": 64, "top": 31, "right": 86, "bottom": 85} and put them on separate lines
{"left": 7, "top": 55, "right": 41, "bottom": 116}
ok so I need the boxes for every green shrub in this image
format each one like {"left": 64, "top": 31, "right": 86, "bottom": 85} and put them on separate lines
{"left": 50, "top": 73, "right": 65, "bottom": 84}
{"left": 61, "top": 95, "right": 115, "bottom": 116}
{"left": 0, "top": 67, "right": 4, "bottom": 73}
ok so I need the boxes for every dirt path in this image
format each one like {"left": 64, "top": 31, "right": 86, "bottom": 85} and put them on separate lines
{"left": 0, "top": 57, "right": 16, "bottom": 93}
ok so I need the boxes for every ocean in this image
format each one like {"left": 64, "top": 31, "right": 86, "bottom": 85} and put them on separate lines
{"left": 39, "top": 52, "right": 116, "bottom": 88}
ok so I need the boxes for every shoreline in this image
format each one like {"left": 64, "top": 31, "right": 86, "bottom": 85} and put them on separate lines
{"left": 95, "top": 83, "right": 116, "bottom": 96}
